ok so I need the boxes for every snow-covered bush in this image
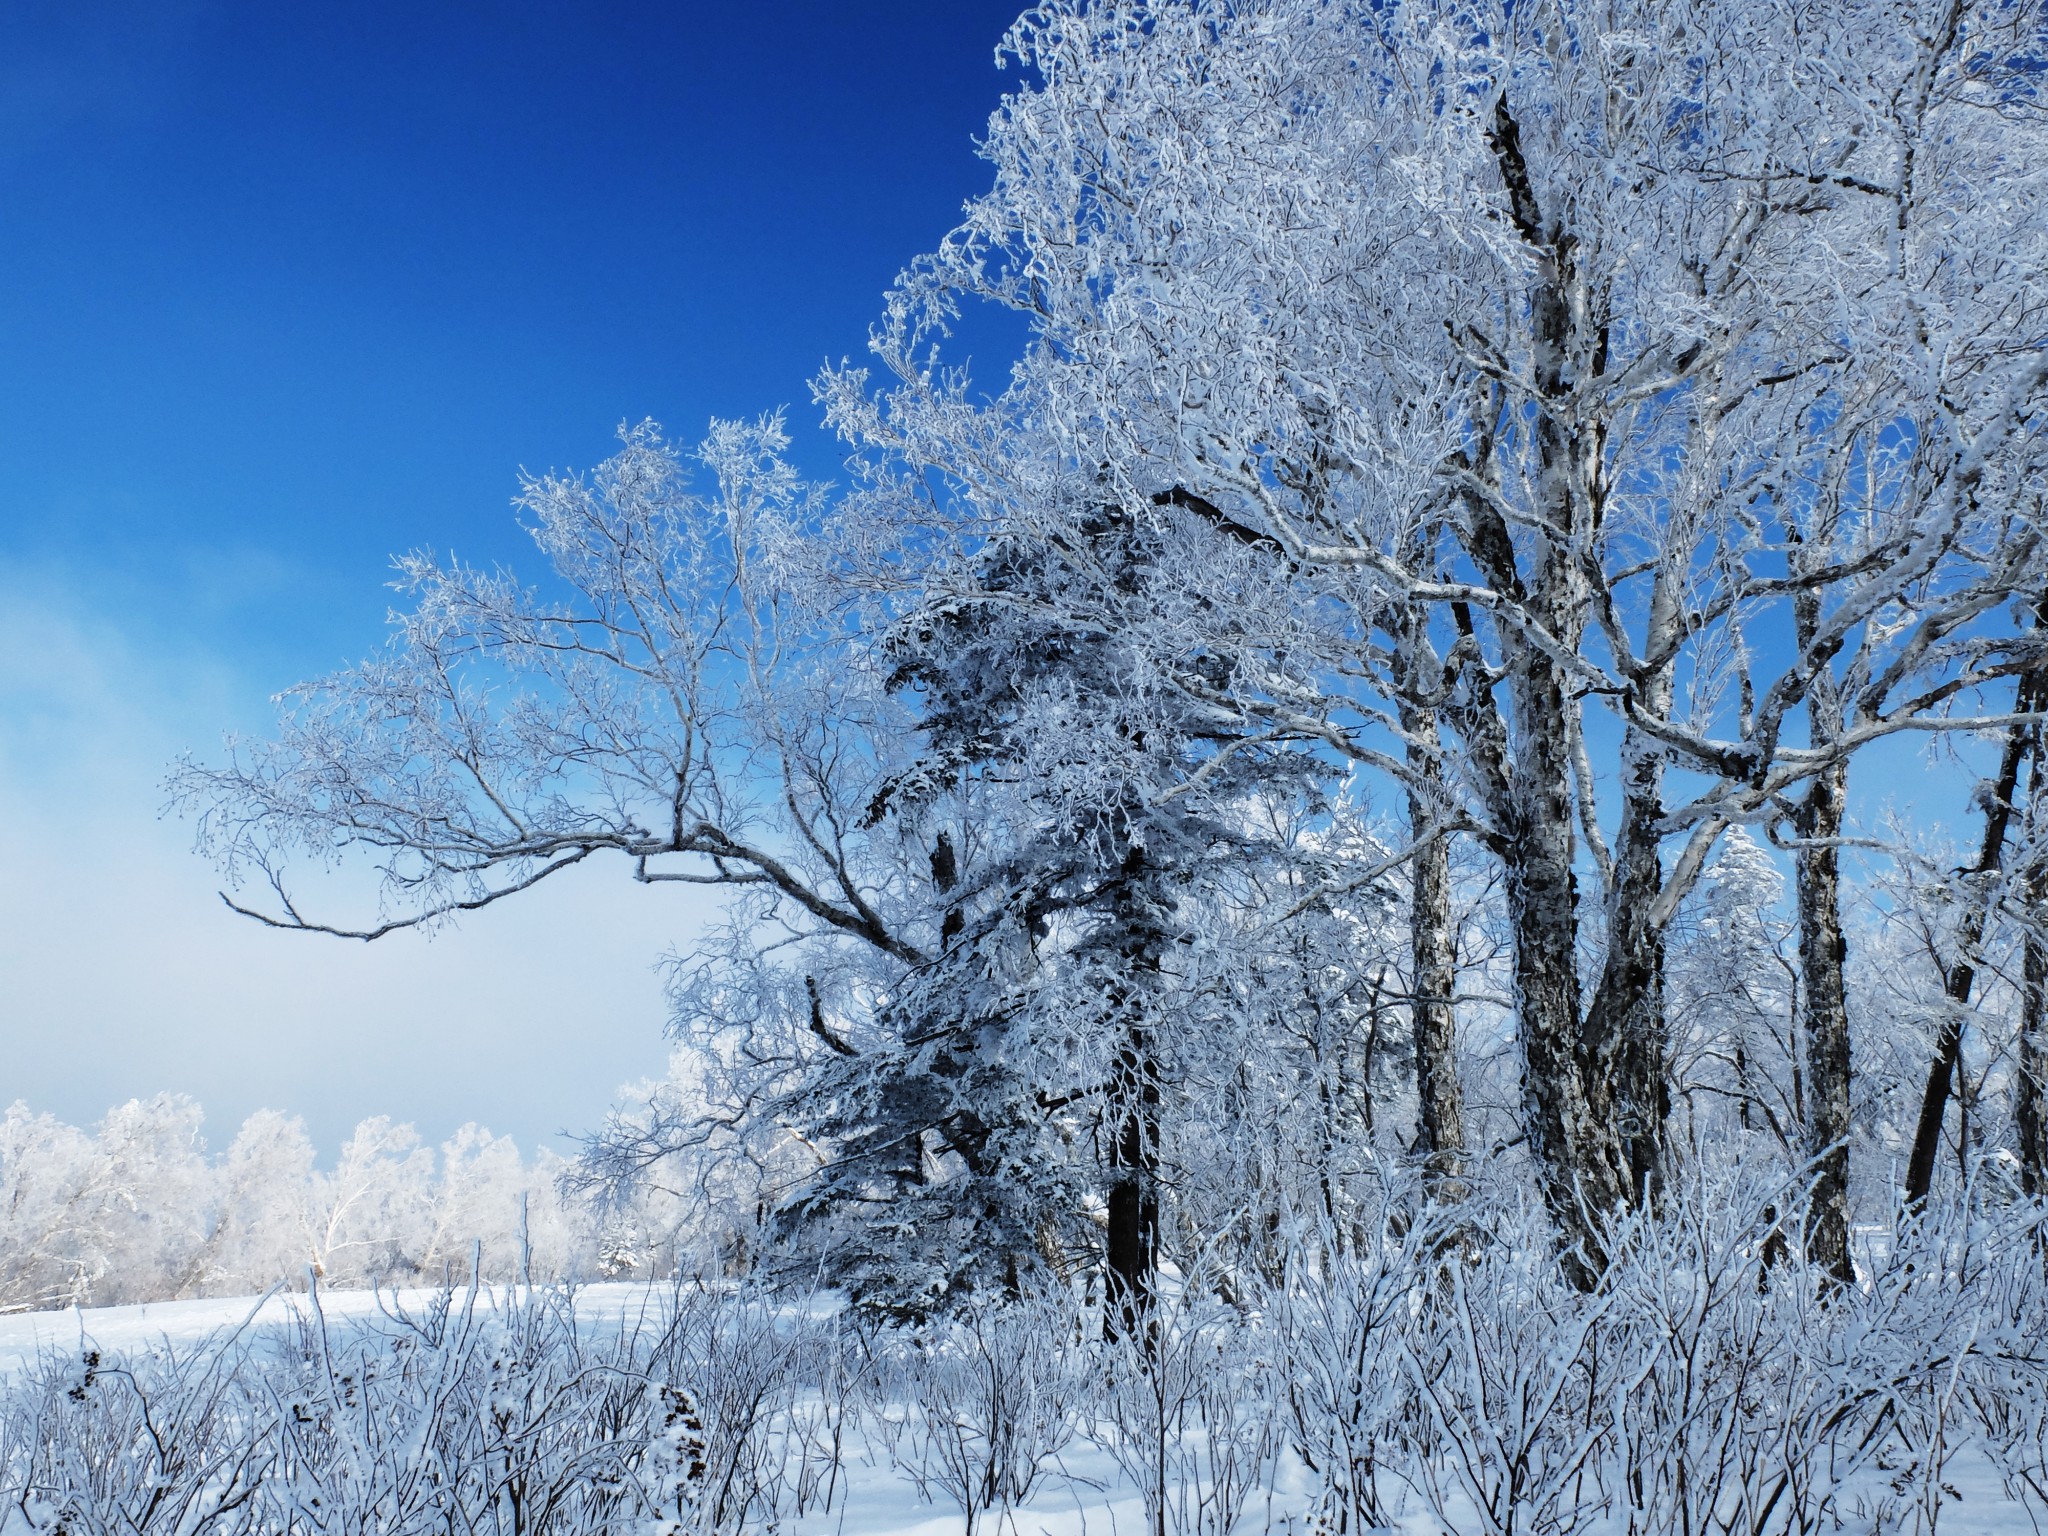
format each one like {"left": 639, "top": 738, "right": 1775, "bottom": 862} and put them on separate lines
{"left": 1269, "top": 1208, "right": 1438, "bottom": 1534}
{"left": 4, "top": 1330, "right": 272, "bottom": 1536}
{"left": 0, "top": 1277, "right": 842, "bottom": 1536}
{"left": 6, "top": 1177, "right": 2048, "bottom": 1533}
{"left": 874, "top": 1289, "right": 1084, "bottom": 1536}
{"left": 1092, "top": 1285, "right": 1285, "bottom": 1536}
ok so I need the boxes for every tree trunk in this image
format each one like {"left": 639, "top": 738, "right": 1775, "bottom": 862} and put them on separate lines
{"left": 1581, "top": 758, "right": 1670, "bottom": 1210}
{"left": 1104, "top": 1021, "right": 1160, "bottom": 1331}
{"left": 1450, "top": 465, "right": 1628, "bottom": 1284}
{"left": 1781, "top": 545, "right": 1858, "bottom": 1282}
{"left": 1104, "top": 846, "right": 1163, "bottom": 1335}
{"left": 2020, "top": 911, "right": 2047, "bottom": 1199}
{"left": 1795, "top": 756, "right": 1855, "bottom": 1284}
{"left": 1903, "top": 698, "right": 2036, "bottom": 1207}
{"left": 1498, "top": 753, "right": 1625, "bottom": 1286}
{"left": 1449, "top": 521, "right": 1629, "bottom": 1284}
{"left": 1409, "top": 819, "right": 1464, "bottom": 1195}
{"left": 2017, "top": 694, "right": 2047, "bottom": 1199}
{"left": 1399, "top": 677, "right": 1465, "bottom": 1199}
{"left": 1580, "top": 548, "right": 1677, "bottom": 1209}
{"left": 1447, "top": 97, "right": 1641, "bottom": 1283}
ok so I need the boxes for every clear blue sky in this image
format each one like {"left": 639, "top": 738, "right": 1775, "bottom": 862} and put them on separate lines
{"left": 2, "top": 0, "right": 1026, "bottom": 670}
{"left": 0, "top": 0, "right": 1028, "bottom": 1155}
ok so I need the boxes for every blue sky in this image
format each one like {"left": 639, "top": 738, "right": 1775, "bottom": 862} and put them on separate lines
{"left": 0, "top": 0, "right": 1027, "bottom": 1155}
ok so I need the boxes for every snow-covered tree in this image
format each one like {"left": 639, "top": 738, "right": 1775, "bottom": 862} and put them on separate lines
{"left": 763, "top": 498, "right": 1333, "bottom": 1318}
{"left": 1666, "top": 829, "right": 1799, "bottom": 1158}
{"left": 200, "top": 1108, "right": 320, "bottom": 1292}
{"left": 817, "top": 0, "right": 2048, "bottom": 1277}
{"left": 0, "top": 1102, "right": 103, "bottom": 1311}
{"left": 0, "top": 1101, "right": 605, "bottom": 1308}
{"left": 173, "top": 417, "right": 933, "bottom": 966}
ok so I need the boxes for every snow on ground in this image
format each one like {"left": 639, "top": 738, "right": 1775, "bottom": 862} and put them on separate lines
{"left": 0, "top": 1282, "right": 674, "bottom": 1377}
{"left": 1, "top": 1288, "right": 2037, "bottom": 1535}
{"left": 0, "top": 1285, "right": 1156, "bottom": 1535}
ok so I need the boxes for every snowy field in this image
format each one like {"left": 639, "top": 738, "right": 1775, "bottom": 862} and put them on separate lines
{"left": 0, "top": 1283, "right": 1169, "bottom": 1536}
{"left": 0, "top": 1284, "right": 667, "bottom": 1379}
{"left": 2, "top": 1258, "right": 2043, "bottom": 1536}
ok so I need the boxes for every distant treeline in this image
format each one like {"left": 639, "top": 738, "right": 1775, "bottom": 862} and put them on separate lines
{"left": 0, "top": 1093, "right": 708, "bottom": 1313}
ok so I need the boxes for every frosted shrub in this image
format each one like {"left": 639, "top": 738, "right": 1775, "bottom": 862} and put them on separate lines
{"left": 1959, "top": 1214, "right": 2048, "bottom": 1516}
{"left": 1599, "top": 1175, "right": 1885, "bottom": 1536}
{"left": 0, "top": 1276, "right": 834, "bottom": 1536}
{"left": 1268, "top": 1211, "right": 1438, "bottom": 1534}
{"left": 4, "top": 1328, "right": 273, "bottom": 1536}
{"left": 756, "top": 1304, "right": 871, "bottom": 1523}
{"left": 875, "top": 1290, "right": 1083, "bottom": 1536}
{"left": 1373, "top": 1175, "right": 2048, "bottom": 1536}
{"left": 642, "top": 1282, "right": 814, "bottom": 1532}
{"left": 8, "top": 1185, "right": 2048, "bottom": 1533}
{"left": 1849, "top": 1202, "right": 2048, "bottom": 1533}
{"left": 1394, "top": 1209, "right": 1636, "bottom": 1536}
{"left": 1091, "top": 1282, "right": 1285, "bottom": 1536}
{"left": 263, "top": 1281, "right": 664, "bottom": 1536}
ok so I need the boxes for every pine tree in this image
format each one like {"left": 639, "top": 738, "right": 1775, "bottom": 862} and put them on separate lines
{"left": 771, "top": 500, "right": 1322, "bottom": 1322}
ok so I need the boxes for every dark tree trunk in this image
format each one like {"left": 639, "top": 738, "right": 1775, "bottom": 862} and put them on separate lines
{"left": 1784, "top": 548, "right": 1858, "bottom": 1282}
{"left": 1438, "top": 98, "right": 1652, "bottom": 1284}
{"left": 2023, "top": 720, "right": 2039, "bottom": 1204}
{"left": 2021, "top": 910, "right": 2047, "bottom": 1199}
{"left": 2017, "top": 700, "right": 2047, "bottom": 1199}
{"left": 1104, "top": 1021, "right": 1160, "bottom": 1331}
{"left": 1449, "top": 477, "right": 1629, "bottom": 1285}
{"left": 1795, "top": 757, "right": 1855, "bottom": 1283}
{"left": 1103, "top": 847, "right": 1164, "bottom": 1336}
{"left": 1450, "top": 499, "right": 1630, "bottom": 1285}
{"left": 1903, "top": 696, "right": 2036, "bottom": 1207}
{"left": 1497, "top": 738, "right": 1626, "bottom": 1284}
{"left": 1582, "top": 728, "right": 1672, "bottom": 1209}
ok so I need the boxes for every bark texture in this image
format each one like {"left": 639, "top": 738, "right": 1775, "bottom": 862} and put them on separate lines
{"left": 2013, "top": 681, "right": 2046, "bottom": 1199}
{"left": 1795, "top": 758, "right": 1854, "bottom": 1283}
{"left": 1582, "top": 564, "right": 1680, "bottom": 1212}
{"left": 1391, "top": 575, "right": 1466, "bottom": 1199}
{"left": 1790, "top": 571, "right": 1857, "bottom": 1284}
{"left": 1407, "top": 763, "right": 1465, "bottom": 1197}
{"left": 1441, "top": 99, "right": 1655, "bottom": 1283}
{"left": 1582, "top": 750, "right": 1670, "bottom": 1211}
